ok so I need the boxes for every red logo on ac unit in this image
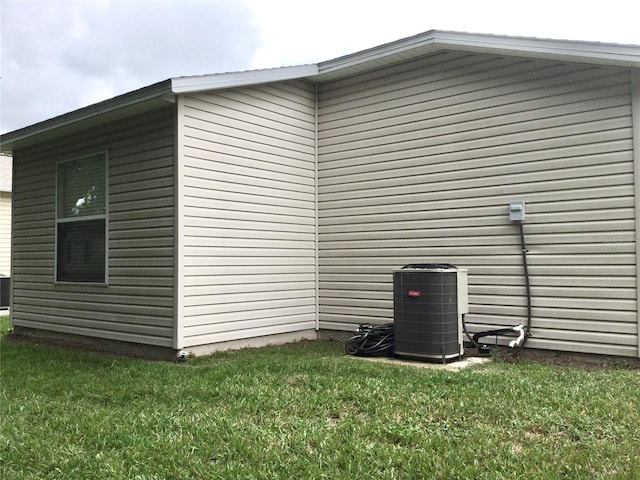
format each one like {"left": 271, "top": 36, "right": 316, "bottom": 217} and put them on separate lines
{"left": 407, "top": 290, "right": 421, "bottom": 298}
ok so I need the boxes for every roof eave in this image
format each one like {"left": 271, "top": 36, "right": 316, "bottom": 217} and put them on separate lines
{"left": 170, "top": 64, "right": 319, "bottom": 94}
{"left": 3, "top": 30, "right": 639, "bottom": 154}
{"left": 436, "top": 30, "right": 640, "bottom": 66}
{"left": 0, "top": 79, "right": 174, "bottom": 154}
{"left": 314, "top": 30, "right": 640, "bottom": 81}
{"left": 0, "top": 66, "right": 320, "bottom": 154}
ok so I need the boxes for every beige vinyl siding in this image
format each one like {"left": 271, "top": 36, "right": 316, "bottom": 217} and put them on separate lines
{"left": 11, "top": 107, "right": 176, "bottom": 346}
{"left": 179, "top": 80, "right": 317, "bottom": 347}
{"left": 317, "top": 52, "right": 637, "bottom": 357}
{"left": 0, "top": 192, "right": 10, "bottom": 276}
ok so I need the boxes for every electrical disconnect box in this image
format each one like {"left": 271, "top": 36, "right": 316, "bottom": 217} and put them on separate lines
{"left": 509, "top": 201, "right": 526, "bottom": 222}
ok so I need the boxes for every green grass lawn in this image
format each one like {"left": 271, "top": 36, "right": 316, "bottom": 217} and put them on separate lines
{"left": 1, "top": 316, "right": 639, "bottom": 480}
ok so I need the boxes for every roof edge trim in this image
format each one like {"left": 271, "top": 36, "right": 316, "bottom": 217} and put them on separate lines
{"left": 318, "top": 30, "right": 640, "bottom": 75}
{"left": 1, "top": 80, "right": 173, "bottom": 153}
{"left": 171, "top": 64, "right": 319, "bottom": 94}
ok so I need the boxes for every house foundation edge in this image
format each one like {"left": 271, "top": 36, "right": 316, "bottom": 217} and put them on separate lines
{"left": 10, "top": 326, "right": 318, "bottom": 360}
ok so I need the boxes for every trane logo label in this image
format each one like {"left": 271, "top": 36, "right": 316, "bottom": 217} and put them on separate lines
{"left": 407, "top": 290, "right": 421, "bottom": 298}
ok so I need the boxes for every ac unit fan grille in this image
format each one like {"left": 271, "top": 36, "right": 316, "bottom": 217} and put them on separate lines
{"left": 393, "top": 269, "right": 462, "bottom": 362}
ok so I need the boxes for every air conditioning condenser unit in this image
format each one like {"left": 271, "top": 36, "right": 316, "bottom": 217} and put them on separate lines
{"left": 393, "top": 264, "right": 468, "bottom": 363}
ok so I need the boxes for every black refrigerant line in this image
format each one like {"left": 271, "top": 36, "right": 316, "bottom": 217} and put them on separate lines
{"left": 463, "top": 220, "right": 532, "bottom": 350}
{"left": 519, "top": 221, "right": 532, "bottom": 347}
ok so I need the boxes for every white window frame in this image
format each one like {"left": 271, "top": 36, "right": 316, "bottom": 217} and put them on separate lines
{"left": 54, "top": 152, "right": 109, "bottom": 285}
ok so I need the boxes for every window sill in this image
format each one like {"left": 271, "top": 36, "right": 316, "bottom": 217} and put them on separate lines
{"left": 54, "top": 281, "right": 109, "bottom": 287}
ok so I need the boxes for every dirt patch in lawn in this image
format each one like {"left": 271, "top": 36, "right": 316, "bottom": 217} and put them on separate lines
{"left": 491, "top": 347, "right": 640, "bottom": 370}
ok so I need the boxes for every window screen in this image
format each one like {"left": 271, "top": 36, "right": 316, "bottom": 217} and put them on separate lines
{"left": 56, "top": 154, "right": 107, "bottom": 283}
{"left": 57, "top": 155, "right": 106, "bottom": 218}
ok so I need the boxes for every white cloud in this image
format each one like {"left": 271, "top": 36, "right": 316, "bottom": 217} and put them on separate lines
{"left": 1, "top": 0, "right": 261, "bottom": 133}
{"left": 245, "top": 0, "right": 640, "bottom": 69}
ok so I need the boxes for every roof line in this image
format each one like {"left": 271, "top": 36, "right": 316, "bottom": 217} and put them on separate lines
{"left": 2, "top": 30, "right": 640, "bottom": 153}
{"left": 171, "top": 64, "right": 319, "bottom": 94}
{"left": 318, "top": 30, "right": 640, "bottom": 75}
{"left": 1, "top": 80, "right": 172, "bottom": 152}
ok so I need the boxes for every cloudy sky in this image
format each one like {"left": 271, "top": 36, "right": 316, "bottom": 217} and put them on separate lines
{"left": 2, "top": 0, "right": 639, "bottom": 134}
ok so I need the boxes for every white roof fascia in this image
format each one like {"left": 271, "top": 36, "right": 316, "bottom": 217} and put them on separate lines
{"left": 171, "top": 64, "right": 319, "bottom": 94}
{"left": 317, "top": 30, "right": 640, "bottom": 78}
{"left": 435, "top": 31, "right": 640, "bottom": 67}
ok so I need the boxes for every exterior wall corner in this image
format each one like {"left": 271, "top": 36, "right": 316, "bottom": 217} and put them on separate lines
{"left": 174, "top": 96, "right": 186, "bottom": 349}
{"left": 630, "top": 68, "right": 640, "bottom": 358}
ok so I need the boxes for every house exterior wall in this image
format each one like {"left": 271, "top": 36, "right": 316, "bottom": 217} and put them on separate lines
{"left": 317, "top": 52, "right": 638, "bottom": 357}
{"left": 11, "top": 107, "right": 176, "bottom": 346}
{"left": 177, "top": 80, "right": 317, "bottom": 348}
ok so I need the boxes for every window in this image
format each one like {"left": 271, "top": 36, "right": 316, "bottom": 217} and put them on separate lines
{"left": 56, "top": 153, "right": 107, "bottom": 283}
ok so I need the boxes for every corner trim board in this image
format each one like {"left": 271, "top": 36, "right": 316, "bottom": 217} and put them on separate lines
{"left": 173, "top": 97, "right": 186, "bottom": 349}
{"left": 630, "top": 68, "right": 640, "bottom": 358}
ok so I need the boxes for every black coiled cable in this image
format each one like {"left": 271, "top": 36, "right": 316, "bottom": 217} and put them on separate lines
{"left": 345, "top": 323, "right": 394, "bottom": 357}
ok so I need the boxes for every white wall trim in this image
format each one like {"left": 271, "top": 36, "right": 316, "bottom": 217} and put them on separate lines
{"left": 631, "top": 68, "right": 640, "bottom": 358}
{"left": 173, "top": 97, "right": 186, "bottom": 349}
{"left": 9, "top": 156, "right": 15, "bottom": 319}
{"left": 314, "top": 83, "right": 320, "bottom": 331}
